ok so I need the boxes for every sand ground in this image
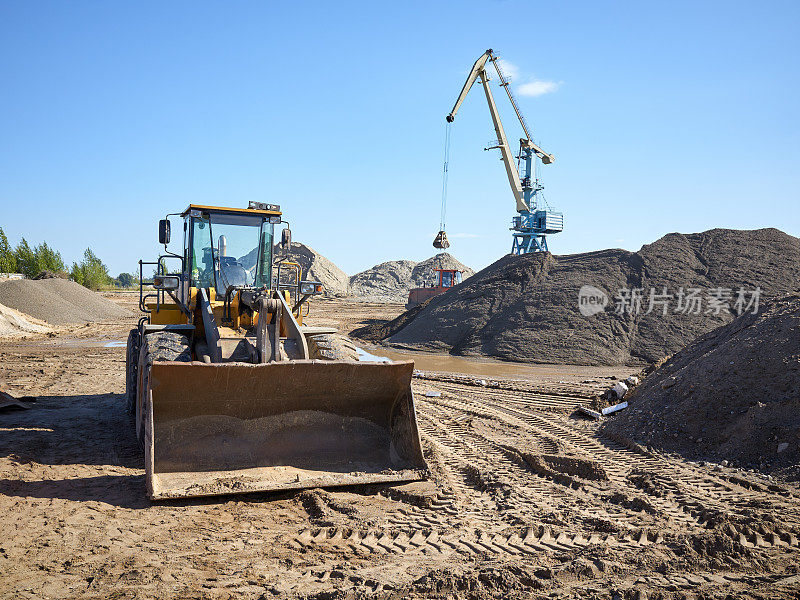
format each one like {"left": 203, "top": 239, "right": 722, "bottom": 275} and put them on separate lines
{"left": 1, "top": 294, "right": 799, "bottom": 599}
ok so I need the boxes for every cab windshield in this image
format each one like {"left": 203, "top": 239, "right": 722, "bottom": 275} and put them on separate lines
{"left": 438, "top": 270, "right": 462, "bottom": 288}
{"left": 440, "top": 271, "right": 453, "bottom": 288}
{"left": 189, "top": 213, "right": 273, "bottom": 293}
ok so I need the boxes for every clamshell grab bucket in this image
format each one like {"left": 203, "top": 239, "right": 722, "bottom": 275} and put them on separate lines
{"left": 143, "top": 359, "right": 428, "bottom": 499}
{"left": 433, "top": 230, "right": 450, "bottom": 249}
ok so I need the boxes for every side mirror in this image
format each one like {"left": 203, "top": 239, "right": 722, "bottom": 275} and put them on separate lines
{"left": 159, "top": 219, "right": 171, "bottom": 245}
{"left": 281, "top": 228, "right": 291, "bottom": 253}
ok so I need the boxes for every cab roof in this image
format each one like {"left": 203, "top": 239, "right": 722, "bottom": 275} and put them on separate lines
{"left": 181, "top": 203, "right": 282, "bottom": 218}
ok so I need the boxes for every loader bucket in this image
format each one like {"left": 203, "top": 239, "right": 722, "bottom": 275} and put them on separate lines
{"left": 142, "top": 359, "right": 428, "bottom": 500}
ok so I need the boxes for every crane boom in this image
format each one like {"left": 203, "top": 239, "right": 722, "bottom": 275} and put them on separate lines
{"left": 443, "top": 49, "right": 563, "bottom": 255}
{"left": 489, "top": 56, "right": 554, "bottom": 165}
{"left": 445, "top": 49, "right": 554, "bottom": 213}
{"left": 446, "top": 50, "right": 492, "bottom": 123}
{"left": 478, "top": 71, "right": 526, "bottom": 212}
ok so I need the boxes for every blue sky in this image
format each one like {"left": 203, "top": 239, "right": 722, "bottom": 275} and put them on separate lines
{"left": 1, "top": 1, "right": 798, "bottom": 277}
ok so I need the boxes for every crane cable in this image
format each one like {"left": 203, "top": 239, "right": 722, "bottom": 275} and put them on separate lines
{"left": 433, "top": 121, "right": 452, "bottom": 250}
{"left": 439, "top": 121, "right": 452, "bottom": 231}
{"left": 533, "top": 151, "right": 553, "bottom": 210}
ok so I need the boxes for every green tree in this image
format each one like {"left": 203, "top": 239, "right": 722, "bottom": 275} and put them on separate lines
{"left": 71, "top": 248, "right": 111, "bottom": 290}
{"left": 115, "top": 272, "right": 137, "bottom": 288}
{"left": 33, "top": 242, "right": 65, "bottom": 274}
{"left": 0, "top": 228, "right": 16, "bottom": 273}
{"left": 14, "top": 238, "right": 38, "bottom": 278}
{"left": 70, "top": 262, "right": 84, "bottom": 286}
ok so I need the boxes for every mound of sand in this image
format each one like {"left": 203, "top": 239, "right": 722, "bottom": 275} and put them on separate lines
{"left": 0, "top": 303, "right": 52, "bottom": 337}
{"left": 411, "top": 254, "right": 474, "bottom": 287}
{"left": 280, "top": 242, "right": 350, "bottom": 297}
{"left": 349, "top": 260, "right": 417, "bottom": 303}
{"left": 0, "top": 278, "right": 130, "bottom": 325}
{"left": 241, "top": 244, "right": 474, "bottom": 302}
{"left": 354, "top": 228, "right": 800, "bottom": 365}
{"left": 349, "top": 253, "right": 474, "bottom": 303}
{"left": 602, "top": 294, "right": 800, "bottom": 479}
{"left": 242, "top": 241, "right": 350, "bottom": 297}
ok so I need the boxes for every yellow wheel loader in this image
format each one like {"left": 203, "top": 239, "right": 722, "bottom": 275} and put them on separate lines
{"left": 125, "top": 203, "right": 428, "bottom": 500}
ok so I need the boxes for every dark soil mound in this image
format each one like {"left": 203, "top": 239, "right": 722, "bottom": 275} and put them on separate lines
{"left": 0, "top": 278, "right": 129, "bottom": 325}
{"left": 351, "top": 301, "right": 429, "bottom": 342}
{"left": 602, "top": 294, "right": 800, "bottom": 479}
{"left": 356, "top": 228, "right": 800, "bottom": 365}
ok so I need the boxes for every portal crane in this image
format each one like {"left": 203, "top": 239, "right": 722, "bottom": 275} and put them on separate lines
{"left": 446, "top": 49, "right": 562, "bottom": 254}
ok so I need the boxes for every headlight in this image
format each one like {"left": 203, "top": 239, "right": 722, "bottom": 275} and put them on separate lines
{"left": 153, "top": 275, "right": 180, "bottom": 290}
{"left": 299, "top": 281, "right": 323, "bottom": 295}
{"left": 248, "top": 201, "right": 281, "bottom": 212}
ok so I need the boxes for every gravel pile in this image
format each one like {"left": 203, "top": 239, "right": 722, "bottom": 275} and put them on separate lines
{"left": 603, "top": 294, "right": 800, "bottom": 480}
{"left": 0, "top": 278, "right": 130, "bottom": 325}
{"left": 349, "top": 253, "right": 474, "bottom": 303}
{"left": 243, "top": 242, "right": 350, "bottom": 297}
{"left": 411, "top": 254, "right": 475, "bottom": 288}
{"left": 279, "top": 242, "right": 350, "bottom": 297}
{"left": 349, "top": 260, "right": 417, "bottom": 303}
{"left": 243, "top": 244, "right": 473, "bottom": 302}
{"left": 353, "top": 228, "right": 800, "bottom": 365}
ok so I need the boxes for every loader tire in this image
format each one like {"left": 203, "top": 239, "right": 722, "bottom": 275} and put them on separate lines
{"left": 125, "top": 328, "right": 140, "bottom": 415}
{"left": 305, "top": 333, "right": 360, "bottom": 362}
{"left": 135, "top": 331, "right": 191, "bottom": 447}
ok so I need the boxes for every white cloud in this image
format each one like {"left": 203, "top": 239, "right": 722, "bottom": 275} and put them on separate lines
{"left": 517, "top": 79, "right": 560, "bottom": 97}
{"left": 491, "top": 58, "right": 560, "bottom": 98}
{"left": 495, "top": 59, "right": 519, "bottom": 81}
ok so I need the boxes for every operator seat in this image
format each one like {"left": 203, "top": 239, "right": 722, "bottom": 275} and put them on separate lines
{"left": 218, "top": 256, "right": 248, "bottom": 291}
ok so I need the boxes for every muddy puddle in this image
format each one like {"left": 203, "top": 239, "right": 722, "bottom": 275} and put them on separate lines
{"left": 356, "top": 342, "right": 631, "bottom": 382}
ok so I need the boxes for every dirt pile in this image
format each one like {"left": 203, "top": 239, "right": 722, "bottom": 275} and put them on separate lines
{"left": 239, "top": 241, "right": 349, "bottom": 297}
{"left": 0, "top": 278, "right": 130, "bottom": 325}
{"left": 411, "top": 253, "right": 474, "bottom": 287}
{"left": 349, "top": 253, "right": 474, "bottom": 303}
{"left": 349, "top": 260, "right": 417, "bottom": 302}
{"left": 603, "top": 294, "right": 800, "bottom": 478}
{"left": 278, "top": 242, "right": 350, "bottom": 297}
{"left": 0, "top": 303, "right": 52, "bottom": 337}
{"left": 354, "top": 228, "right": 800, "bottom": 365}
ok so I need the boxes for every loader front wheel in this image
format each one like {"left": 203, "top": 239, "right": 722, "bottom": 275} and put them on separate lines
{"left": 305, "top": 333, "right": 360, "bottom": 362}
{"left": 135, "top": 331, "right": 191, "bottom": 446}
{"left": 125, "top": 328, "right": 140, "bottom": 415}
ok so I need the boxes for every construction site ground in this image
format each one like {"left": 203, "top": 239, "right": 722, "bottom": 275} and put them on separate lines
{"left": 2, "top": 294, "right": 799, "bottom": 599}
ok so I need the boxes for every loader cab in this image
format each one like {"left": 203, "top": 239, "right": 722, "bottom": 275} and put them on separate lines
{"left": 182, "top": 204, "right": 282, "bottom": 295}
{"left": 435, "top": 268, "right": 462, "bottom": 289}
{"left": 405, "top": 268, "right": 464, "bottom": 309}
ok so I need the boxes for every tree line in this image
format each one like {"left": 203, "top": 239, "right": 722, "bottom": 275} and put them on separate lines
{"left": 0, "top": 227, "right": 138, "bottom": 290}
